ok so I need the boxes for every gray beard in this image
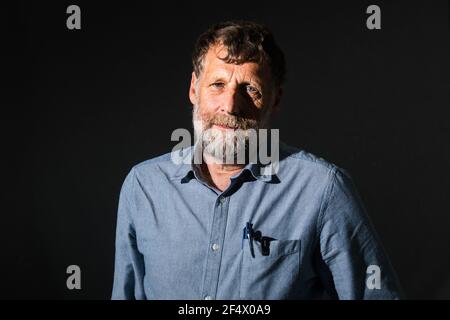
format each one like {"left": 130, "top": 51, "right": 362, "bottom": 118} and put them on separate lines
{"left": 192, "top": 104, "right": 257, "bottom": 165}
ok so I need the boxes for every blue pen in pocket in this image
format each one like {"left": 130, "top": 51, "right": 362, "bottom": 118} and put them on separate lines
{"left": 242, "top": 223, "right": 249, "bottom": 249}
{"left": 242, "top": 222, "right": 256, "bottom": 258}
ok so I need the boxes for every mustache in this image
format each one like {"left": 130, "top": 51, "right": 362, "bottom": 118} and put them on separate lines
{"left": 205, "top": 113, "right": 259, "bottom": 130}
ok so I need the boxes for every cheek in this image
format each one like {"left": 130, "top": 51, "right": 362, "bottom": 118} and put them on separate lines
{"left": 199, "top": 90, "right": 222, "bottom": 111}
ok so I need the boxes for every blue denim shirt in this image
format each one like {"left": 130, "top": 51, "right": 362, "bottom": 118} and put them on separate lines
{"left": 112, "top": 142, "right": 403, "bottom": 300}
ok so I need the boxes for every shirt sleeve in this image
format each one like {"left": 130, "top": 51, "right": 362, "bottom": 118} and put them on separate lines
{"left": 111, "top": 169, "right": 146, "bottom": 300}
{"left": 317, "top": 167, "right": 404, "bottom": 299}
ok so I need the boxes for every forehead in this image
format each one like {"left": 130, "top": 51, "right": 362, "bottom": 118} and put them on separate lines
{"left": 201, "top": 45, "right": 271, "bottom": 82}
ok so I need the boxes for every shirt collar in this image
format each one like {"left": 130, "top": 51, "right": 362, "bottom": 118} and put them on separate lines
{"left": 173, "top": 145, "right": 280, "bottom": 184}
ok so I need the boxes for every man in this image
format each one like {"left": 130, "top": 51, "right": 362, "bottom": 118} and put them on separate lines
{"left": 112, "top": 21, "right": 403, "bottom": 299}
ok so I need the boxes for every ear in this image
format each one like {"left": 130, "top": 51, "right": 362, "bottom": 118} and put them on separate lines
{"left": 272, "top": 86, "right": 283, "bottom": 113}
{"left": 189, "top": 72, "right": 199, "bottom": 106}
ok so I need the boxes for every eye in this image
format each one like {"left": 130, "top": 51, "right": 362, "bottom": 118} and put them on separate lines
{"left": 211, "top": 82, "right": 225, "bottom": 89}
{"left": 246, "top": 85, "right": 261, "bottom": 97}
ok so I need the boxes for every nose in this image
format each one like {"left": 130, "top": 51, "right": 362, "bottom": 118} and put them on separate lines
{"left": 219, "top": 86, "right": 243, "bottom": 116}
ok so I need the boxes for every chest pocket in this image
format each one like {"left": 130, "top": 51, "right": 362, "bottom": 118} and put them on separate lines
{"left": 239, "top": 239, "right": 301, "bottom": 299}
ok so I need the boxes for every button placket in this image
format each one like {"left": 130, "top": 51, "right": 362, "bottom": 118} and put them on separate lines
{"left": 201, "top": 195, "right": 229, "bottom": 300}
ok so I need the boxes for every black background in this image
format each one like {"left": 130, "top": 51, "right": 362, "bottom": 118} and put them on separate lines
{"left": 2, "top": 0, "right": 449, "bottom": 299}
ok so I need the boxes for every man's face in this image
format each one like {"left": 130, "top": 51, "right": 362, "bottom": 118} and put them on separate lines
{"left": 189, "top": 44, "right": 281, "bottom": 163}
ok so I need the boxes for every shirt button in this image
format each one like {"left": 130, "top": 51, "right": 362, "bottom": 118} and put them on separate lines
{"left": 219, "top": 196, "right": 225, "bottom": 204}
{"left": 212, "top": 243, "right": 220, "bottom": 251}
{"left": 204, "top": 295, "right": 212, "bottom": 300}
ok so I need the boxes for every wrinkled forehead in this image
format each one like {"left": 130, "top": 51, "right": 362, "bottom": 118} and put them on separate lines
{"left": 200, "top": 45, "right": 272, "bottom": 84}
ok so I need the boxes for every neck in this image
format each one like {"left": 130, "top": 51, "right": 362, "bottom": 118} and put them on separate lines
{"left": 200, "top": 153, "right": 246, "bottom": 191}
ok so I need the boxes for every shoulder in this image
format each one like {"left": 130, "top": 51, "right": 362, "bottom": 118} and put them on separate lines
{"left": 277, "top": 142, "right": 356, "bottom": 201}
{"left": 279, "top": 141, "right": 348, "bottom": 178}
{"left": 122, "top": 147, "right": 191, "bottom": 189}
{"left": 132, "top": 152, "right": 174, "bottom": 173}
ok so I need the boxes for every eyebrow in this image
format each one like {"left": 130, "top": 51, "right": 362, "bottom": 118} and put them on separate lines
{"left": 208, "top": 75, "right": 263, "bottom": 88}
